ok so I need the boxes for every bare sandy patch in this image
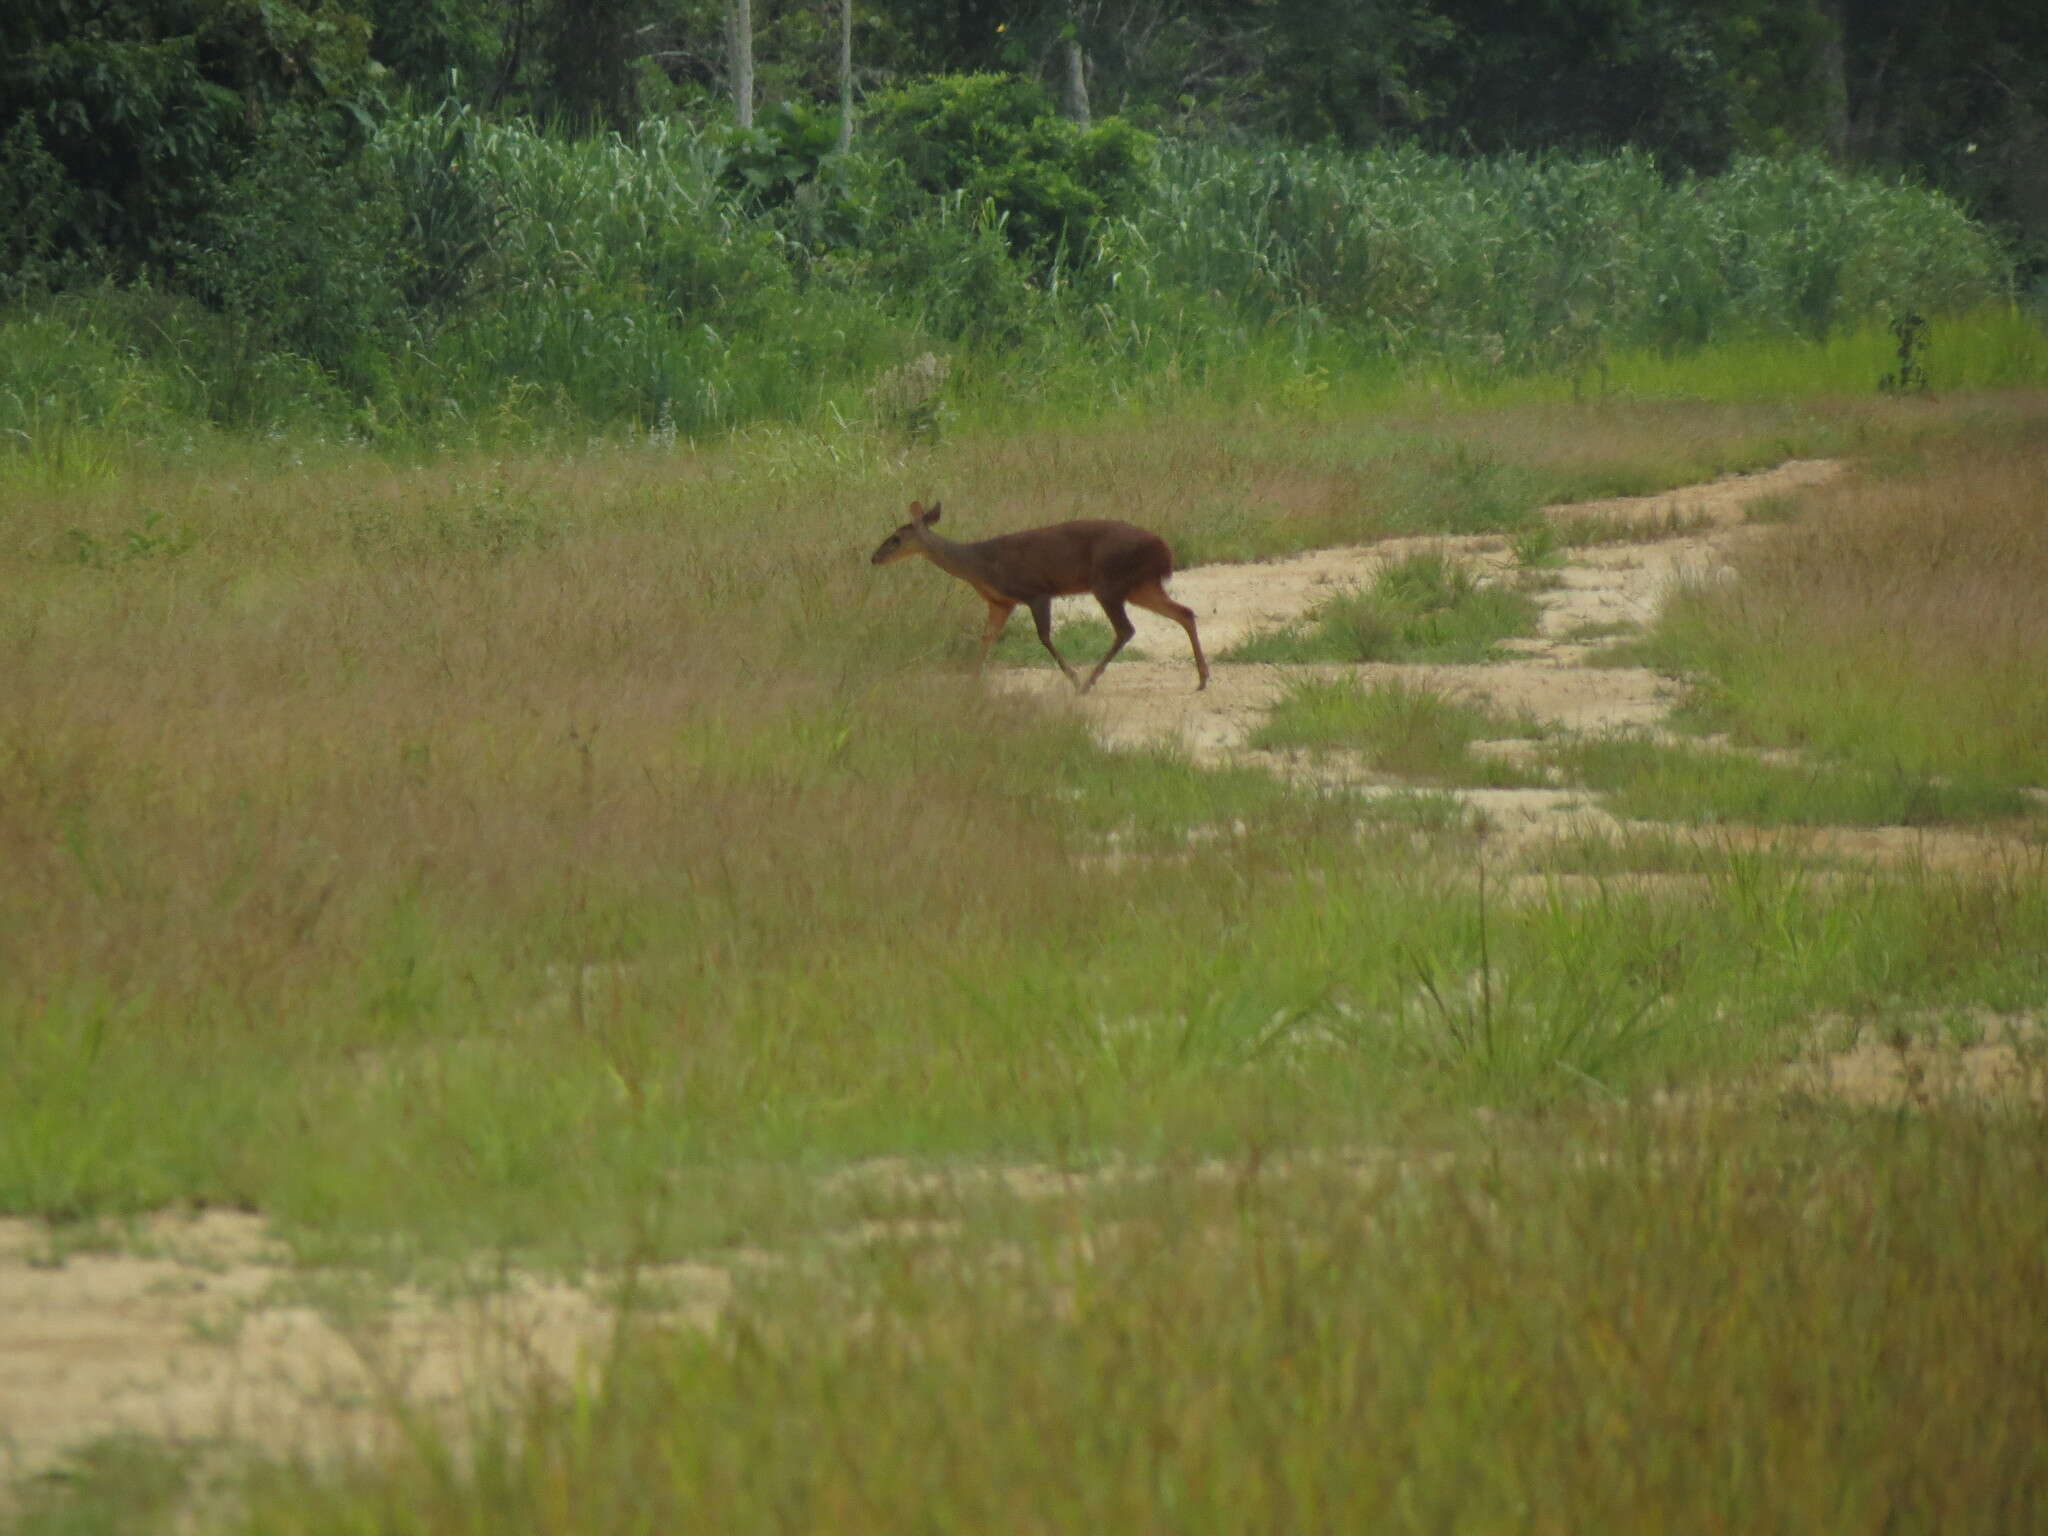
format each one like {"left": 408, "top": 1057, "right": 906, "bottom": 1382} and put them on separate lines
{"left": 1782, "top": 1015, "right": 2047, "bottom": 1108}
{"left": 0, "top": 1210, "right": 726, "bottom": 1502}
{"left": 996, "top": 462, "right": 1827, "bottom": 759}
{"left": 1542, "top": 457, "right": 1844, "bottom": 532}
{"left": 990, "top": 457, "right": 2044, "bottom": 869}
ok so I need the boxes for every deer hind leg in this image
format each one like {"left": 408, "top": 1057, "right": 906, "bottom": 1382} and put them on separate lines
{"left": 1080, "top": 592, "right": 1139, "bottom": 694}
{"left": 1026, "top": 596, "right": 1081, "bottom": 689}
{"left": 976, "top": 597, "right": 1016, "bottom": 674}
{"left": 1128, "top": 578, "right": 1210, "bottom": 690}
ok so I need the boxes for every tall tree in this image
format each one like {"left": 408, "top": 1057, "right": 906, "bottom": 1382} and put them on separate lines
{"left": 1831, "top": 0, "right": 2048, "bottom": 267}
{"left": 838, "top": 0, "right": 855, "bottom": 148}
{"left": 0, "top": 0, "right": 379, "bottom": 269}
{"left": 1058, "top": 6, "right": 1090, "bottom": 123}
{"left": 540, "top": 0, "right": 658, "bottom": 130}
{"left": 727, "top": 0, "right": 755, "bottom": 125}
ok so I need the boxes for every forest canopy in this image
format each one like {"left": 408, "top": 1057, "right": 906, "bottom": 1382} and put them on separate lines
{"left": 1, "top": 1, "right": 2041, "bottom": 447}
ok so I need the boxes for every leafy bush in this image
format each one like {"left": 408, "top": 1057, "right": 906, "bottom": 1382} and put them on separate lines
{"left": 188, "top": 111, "right": 416, "bottom": 414}
{"left": 0, "top": 0, "right": 381, "bottom": 269}
{"left": 1133, "top": 142, "right": 2011, "bottom": 368}
{"left": 0, "top": 98, "right": 2025, "bottom": 452}
{"left": 0, "top": 115, "right": 78, "bottom": 298}
{"left": 864, "top": 73, "right": 1155, "bottom": 269}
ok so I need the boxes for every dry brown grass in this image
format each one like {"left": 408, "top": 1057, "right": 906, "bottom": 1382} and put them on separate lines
{"left": 10, "top": 389, "right": 2048, "bottom": 1532}
{"left": 1651, "top": 399, "right": 2048, "bottom": 785}
{"left": 6, "top": 393, "right": 2043, "bottom": 1033}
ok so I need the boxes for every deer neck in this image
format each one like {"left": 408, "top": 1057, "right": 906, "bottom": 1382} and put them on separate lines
{"left": 911, "top": 528, "right": 1004, "bottom": 590}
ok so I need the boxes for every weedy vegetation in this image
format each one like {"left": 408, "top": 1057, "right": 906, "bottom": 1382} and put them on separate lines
{"left": 6, "top": 136, "right": 2048, "bottom": 1529}
{"left": 1250, "top": 677, "right": 1552, "bottom": 788}
{"left": 1225, "top": 552, "right": 1541, "bottom": 664}
{"left": 1546, "top": 734, "right": 2034, "bottom": 827}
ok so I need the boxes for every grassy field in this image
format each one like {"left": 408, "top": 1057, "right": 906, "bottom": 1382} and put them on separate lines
{"left": 6, "top": 342, "right": 2048, "bottom": 1530}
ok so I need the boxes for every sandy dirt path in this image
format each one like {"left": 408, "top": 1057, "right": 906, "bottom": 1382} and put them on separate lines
{"left": 992, "top": 457, "right": 2039, "bottom": 869}
{"left": 996, "top": 458, "right": 1845, "bottom": 758}
{"left": 0, "top": 1211, "right": 726, "bottom": 1504}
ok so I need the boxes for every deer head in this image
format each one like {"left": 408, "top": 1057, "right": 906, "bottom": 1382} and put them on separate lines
{"left": 869, "top": 500, "right": 943, "bottom": 565}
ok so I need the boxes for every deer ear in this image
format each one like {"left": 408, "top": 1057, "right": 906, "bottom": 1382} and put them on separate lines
{"left": 924, "top": 502, "right": 942, "bottom": 526}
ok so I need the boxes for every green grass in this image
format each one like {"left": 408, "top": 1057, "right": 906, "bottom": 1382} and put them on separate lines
{"left": 8, "top": 373, "right": 2048, "bottom": 1530}
{"left": 985, "top": 615, "right": 1145, "bottom": 670}
{"left": 13, "top": 1435, "right": 200, "bottom": 1536}
{"left": 1548, "top": 734, "right": 2034, "bottom": 827}
{"left": 6, "top": 396, "right": 2047, "bottom": 1250}
{"left": 1225, "top": 552, "right": 1541, "bottom": 664}
{"left": 1620, "top": 423, "right": 2048, "bottom": 792}
{"left": 1249, "top": 677, "right": 1551, "bottom": 788}
{"left": 200, "top": 1108, "right": 2048, "bottom": 1536}
{"left": 1551, "top": 505, "right": 1722, "bottom": 546}
{"left": 1526, "top": 826, "right": 1720, "bottom": 877}
{"left": 1594, "top": 305, "right": 2048, "bottom": 400}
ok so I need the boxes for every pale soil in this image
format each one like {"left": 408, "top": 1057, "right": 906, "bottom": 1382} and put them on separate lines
{"left": 0, "top": 1210, "right": 725, "bottom": 1506}
{"left": 1782, "top": 1014, "right": 2048, "bottom": 1108}
{"left": 994, "top": 456, "right": 2039, "bottom": 871}
{"left": 6, "top": 456, "right": 2040, "bottom": 1507}
{"left": 996, "top": 458, "right": 1850, "bottom": 747}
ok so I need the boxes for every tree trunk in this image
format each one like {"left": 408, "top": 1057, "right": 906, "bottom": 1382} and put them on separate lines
{"left": 1059, "top": 34, "right": 1090, "bottom": 124}
{"left": 837, "top": 0, "right": 854, "bottom": 152}
{"left": 726, "top": 0, "right": 754, "bottom": 128}
{"left": 1815, "top": 0, "right": 1849, "bottom": 161}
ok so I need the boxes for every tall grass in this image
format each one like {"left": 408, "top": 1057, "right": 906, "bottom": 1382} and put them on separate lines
{"left": 2, "top": 121, "right": 2034, "bottom": 468}
{"left": 1638, "top": 420, "right": 2048, "bottom": 789}
{"left": 224, "top": 1109, "right": 2048, "bottom": 1536}
{"left": 7, "top": 400, "right": 2048, "bottom": 1249}
{"left": 7, "top": 371, "right": 2048, "bottom": 1530}
{"left": 1124, "top": 144, "right": 2011, "bottom": 369}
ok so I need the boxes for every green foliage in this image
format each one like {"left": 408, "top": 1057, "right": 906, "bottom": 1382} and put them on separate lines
{"left": 63, "top": 509, "right": 200, "bottom": 570}
{"left": 864, "top": 73, "right": 1156, "bottom": 268}
{"left": 1250, "top": 677, "right": 1549, "bottom": 787}
{"left": 378, "top": 100, "right": 507, "bottom": 313}
{"left": 1134, "top": 142, "right": 2009, "bottom": 369}
{"left": 1548, "top": 734, "right": 2031, "bottom": 827}
{"left": 187, "top": 110, "right": 415, "bottom": 413}
{"left": 0, "top": 0, "right": 381, "bottom": 269}
{"left": 1879, "top": 310, "right": 1933, "bottom": 395}
{"left": 1226, "top": 552, "right": 1541, "bottom": 665}
{"left": 0, "top": 113, "right": 78, "bottom": 298}
{"left": 0, "top": 98, "right": 2031, "bottom": 451}
{"left": 713, "top": 99, "right": 873, "bottom": 251}
{"left": 0, "top": 287, "right": 239, "bottom": 471}
{"left": 716, "top": 99, "right": 841, "bottom": 209}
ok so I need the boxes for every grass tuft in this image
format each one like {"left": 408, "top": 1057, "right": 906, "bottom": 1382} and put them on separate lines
{"left": 217, "top": 1112, "right": 2048, "bottom": 1536}
{"left": 1251, "top": 677, "right": 1551, "bottom": 787}
{"left": 1548, "top": 734, "right": 2033, "bottom": 827}
{"left": 1226, "top": 551, "right": 1539, "bottom": 663}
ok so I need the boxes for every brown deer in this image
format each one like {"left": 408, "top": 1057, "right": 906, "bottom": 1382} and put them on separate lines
{"left": 870, "top": 501, "right": 1209, "bottom": 693}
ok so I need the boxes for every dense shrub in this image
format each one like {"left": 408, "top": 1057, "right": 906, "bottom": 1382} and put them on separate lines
{"left": 1131, "top": 142, "right": 2011, "bottom": 368}
{"left": 0, "top": 0, "right": 380, "bottom": 269}
{"left": 0, "top": 89, "right": 2023, "bottom": 450}
{"left": 862, "top": 73, "right": 1156, "bottom": 269}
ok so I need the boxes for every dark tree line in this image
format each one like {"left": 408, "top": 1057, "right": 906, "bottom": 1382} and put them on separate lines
{"left": 6, "top": 0, "right": 2047, "bottom": 280}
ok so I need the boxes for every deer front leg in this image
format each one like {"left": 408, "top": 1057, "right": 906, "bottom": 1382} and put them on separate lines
{"left": 1026, "top": 597, "right": 1082, "bottom": 689}
{"left": 976, "top": 598, "right": 1015, "bottom": 674}
{"left": 1080, "top": 595, "right": 1137, "bottom": 694}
